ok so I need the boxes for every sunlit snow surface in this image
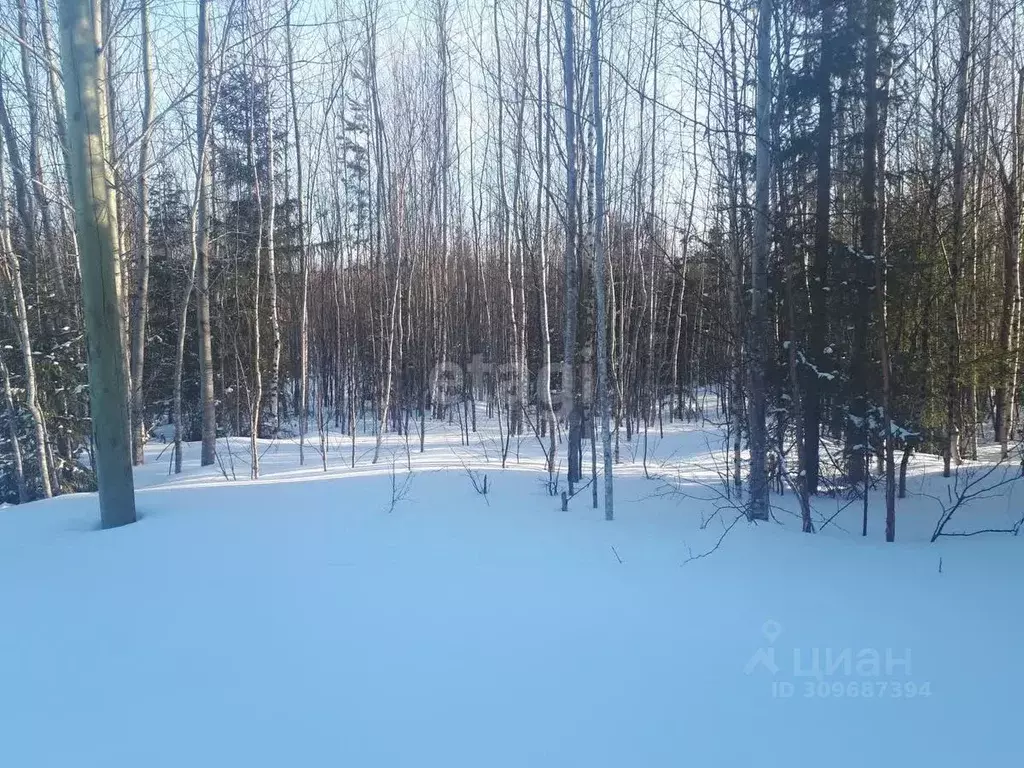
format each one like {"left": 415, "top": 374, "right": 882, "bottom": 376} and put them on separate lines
{"left": 2, "top": 407, "right": 1021, "bottom": 766}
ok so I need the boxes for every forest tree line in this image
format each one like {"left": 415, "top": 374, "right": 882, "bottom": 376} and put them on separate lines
{"left": 0, "top": 0, "right": 1021, "bottom": 537}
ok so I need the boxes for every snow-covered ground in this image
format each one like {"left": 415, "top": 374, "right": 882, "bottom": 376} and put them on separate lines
{"left": 1, "top": 413, "right": 1022, "bottom": 766}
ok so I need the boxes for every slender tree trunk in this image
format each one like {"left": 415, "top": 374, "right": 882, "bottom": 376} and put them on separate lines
{"left": 285, "top": 2, "right": 309, "bottom": 463}
{"left": 38, "top": 0, "right": 71, "bottom": 182}
{"left": 0, "top": 79, "right": 39, "bottom": 279}
{"left": 57, "top": 0, "right": 136, "bottom": 527}
{"left": 265, "top": 28, "right": 282, "bottom": 438}
{"left": 945, "top": 0, "right": 970, "bottom": 476}
{"left": 171, "top": 242, "right": 198, "bottom": 475}
{"left": 249, "top": 42, "right": 266, "bottom": 480}
{"left": 806, "top": 2, "right": 834, "bottom": 495}
{"left": 589, "top": 0, "right": 613, "bottom": 519}
{"left": 747, "top": 0, "right": 772, "bottom": 521}
{"left": 130, "top": 0, "right": 155, "bottom": 465}
{"left": 0, "top": 134, "right": 53, "bottom": 498}
{"left": 723, "top": 4, "right": 744, "bottom": 496}
{"left": 782, "top": 224, "right": 813, "bottom": 532}
{"left": 1005, "top": 69, "right": 1024, "bottom": 452}
{"left": 17, "top": 0, "right": 62, "bottom": 303}
{"left": 0, "top": 352, "right": 27, "bottom": 503}
{"left": 562, "top": 0, "right": 582, "bottom": 493}
{"left": 535, "top": 0, "right": 557, "bottom": 487}
{"left": 996, "top": 71, "right": 1023, "bottom": 457}
{"left": 197, "top": 0, "right": 216, "bottom": 466}
{"left": 100, "top": 0, "right": 133, "bottom": 421}
{"left": 863, "top": 0, "right": 895, "bottom": 541}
